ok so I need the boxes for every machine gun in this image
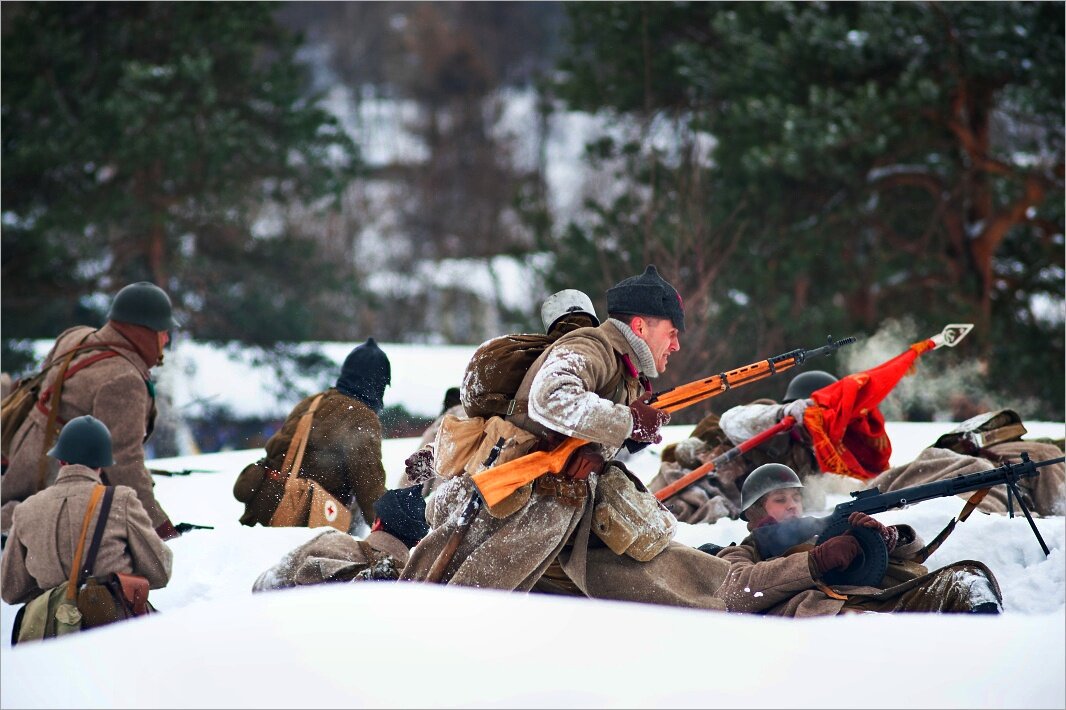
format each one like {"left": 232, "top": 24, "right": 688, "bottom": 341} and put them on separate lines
{"left": 753, "top": 452, "right": 1063, "bottom": 586}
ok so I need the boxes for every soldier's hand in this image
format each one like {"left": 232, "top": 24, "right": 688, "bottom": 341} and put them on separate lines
{"left": 848, "top": 511, "right": 899, "bottom": 552}
{"left": 781, "top": 398, "right": 813, "bottom": 425}
{"left": 404, "top": 447, "right": 436, "bottom": 484}
{"left": 809, "top": 534, "right": 861, "bottom": 575}
{"left": 155, "top": 519, "right": 181, "bottom": 541}
{"left": 629, "top": 400, "right": 670, "bottom": 444}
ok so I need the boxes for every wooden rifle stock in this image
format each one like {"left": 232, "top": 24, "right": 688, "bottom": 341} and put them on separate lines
{"left": 426, "top": 490, "right": 482, "bottom": 583}
{"left": 654, "top": 416, "right": 796, "bottom": 502}
{"left": 471, "top": 336, "right": 852, "bottom": 508}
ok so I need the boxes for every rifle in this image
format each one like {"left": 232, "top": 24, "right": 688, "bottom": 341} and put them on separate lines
{"left": 150, "top": 468, "right": 219, "bottom": 477}
{"left": 471, "top": 335, "right": 856, "bottom": 507}
{"left": 753, "top": 452, "right": 1063, "bottom": 586}
{"left": 174, "top": 522, "right": 214, "bottom": 533}
{"left": 655, "top": 416, "right": 798, "bottom": 502}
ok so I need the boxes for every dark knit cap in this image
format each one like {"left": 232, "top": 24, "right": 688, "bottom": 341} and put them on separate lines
{"left": 335, "top": 338, "right": 391, "bottom": 414}
{"left": 606, "top": 265, "right": 685, "bottom": 332}
{"left": 373, "top": 485, "right": 430, "bottom": 548}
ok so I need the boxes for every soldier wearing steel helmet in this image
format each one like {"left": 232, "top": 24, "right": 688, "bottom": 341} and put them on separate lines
{"left": 2, "top": 282, "right": 181, "bottom": 540}
{"left": 711, "top": 462, "right": 1003, "bottom": 616}
{"left": 2, "top": 416, "right": 172, "bottom": 608}
{"left": 647, "top": 370, "right": 840, "bottom": 523}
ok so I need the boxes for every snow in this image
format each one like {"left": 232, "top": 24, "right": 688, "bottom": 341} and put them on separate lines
{"left": 2, "top": 420, "right": 1064, "bottom": 708}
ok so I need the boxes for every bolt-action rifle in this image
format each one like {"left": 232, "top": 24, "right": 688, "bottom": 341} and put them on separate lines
{"left": 471, "top": 335, "right": 855, "bottom": 508}
{"left": 150, "top": 468, "right": 218, "bottom": 477}
{"left": 753, "top": 452, "right": 1064, "bottom": 586}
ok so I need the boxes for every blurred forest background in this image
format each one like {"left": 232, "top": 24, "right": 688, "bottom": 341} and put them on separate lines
{"left": 2, "top": 1, "right": 1063, "bottom": 438}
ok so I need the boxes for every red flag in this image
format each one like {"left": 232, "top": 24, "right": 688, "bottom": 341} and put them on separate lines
{"left": 803, "top": 339, "right": 937, "bottom": 479}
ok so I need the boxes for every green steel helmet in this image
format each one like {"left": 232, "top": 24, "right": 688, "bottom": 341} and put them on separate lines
{"left": 783, "top": 370, "right": 838, "bottom": 403}
{"left": 47, "top": 415, "right": 114, "bottom": 468}
{"left": 740, "top": 463, "right": 803, "bottom": 513}
{"left": 107, "top": 282, "right": 180, "bottom": 332}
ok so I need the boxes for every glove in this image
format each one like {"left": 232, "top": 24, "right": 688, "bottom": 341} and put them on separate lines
{"left": 848, "top": 511, "right": 899, "bottom": 552}
{"left": 404, "top": 447, "right": 436, "bottom": 484}
{"left": 781, "top": 398, "right": 813, "bottom": 424}
{"left": 155, "top": 519, "right": 181, "bottom": 541}
{"left": 809, "top": 534, "right": 861, "bottom": 576}
{"left": 629, "top": 400, "right": 670, "bottom": 444}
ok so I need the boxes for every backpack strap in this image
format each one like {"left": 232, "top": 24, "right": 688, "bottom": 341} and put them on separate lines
{"left": 77, "top": 486, "right": 115, "bottom": 588}
{"left": 279, "top": 394, "right": 325, "bottom": 479}
{"left": 36, "top": 334, "right": 94, "bottom": 492}
{"left": 65, "top": 484, "right": 106, "bottom": 602}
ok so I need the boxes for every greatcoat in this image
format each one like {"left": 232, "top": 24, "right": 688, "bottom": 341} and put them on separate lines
{"left": 252, "top": 528, "right": 410, "bottom": 592}
{"left": 2, "top": 323, "right": 168, "bottom": 531}
{"left": 238, "top": 388, "right": 387, "bottom": 529}
{"left": 401, "top": 320, "right": 729, "bottom": 610}
{"left": 2, "top": 464, "right": 173, "bottom": 605}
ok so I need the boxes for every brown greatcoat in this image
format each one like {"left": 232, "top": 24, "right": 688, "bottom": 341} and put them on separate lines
{"left": 715, "top": 524, "right": 1002, "bottom": 616}
{"left": 2, "top": 464, "right": 173, "bottom": 605}
{"left": 251, "top": 529, "right": 410, "bottom": 592}
{"left": 401, "top": 320, "right": 730, "bottom": 610}
{"left": 238, "top": 388, "right": 387, "bottom": 529}
{"left": 2, "top": 323, "right": 168, "bottom": 531}
{"left": 863, "top": 440, "right": 1065, "bottom": 517}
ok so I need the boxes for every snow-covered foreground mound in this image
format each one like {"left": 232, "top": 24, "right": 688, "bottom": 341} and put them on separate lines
{"left": 2, "top": 422, "right": 1064, "bottom": 708}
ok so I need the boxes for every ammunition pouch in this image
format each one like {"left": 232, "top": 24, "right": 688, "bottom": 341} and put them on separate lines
{"left": 592, "top": 463, "right": 677, "bottom": 562}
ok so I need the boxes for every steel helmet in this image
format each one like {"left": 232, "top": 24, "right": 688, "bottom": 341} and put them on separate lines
{"left": 740, "top": 463, "right": 803, "bottom": 512}
{"left": 541, "top": 289, "right": 599, "bottom": 333}
{"left": 47, "top": 415, "right": 114, "bottom": 468}
{"left": 783, "top": 370, "right": 837, "bottom": 403}
{"left": 107, "top": 281, "right": 180, "bottom": 332}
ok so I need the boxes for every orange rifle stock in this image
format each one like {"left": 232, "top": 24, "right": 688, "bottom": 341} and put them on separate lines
{"left": 470, "top": 336, "right": 855, "bottom": 508}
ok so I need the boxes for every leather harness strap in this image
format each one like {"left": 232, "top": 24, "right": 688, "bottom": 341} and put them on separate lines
{"left": 278, "top": 394, "right": 325, "bottom": 479}
{"left": 65, "top": 484, "right": 106, "bottom": 602}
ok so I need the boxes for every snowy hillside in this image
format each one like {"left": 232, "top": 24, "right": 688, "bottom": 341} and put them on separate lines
{"left": 2, "top": 421, "right": 1064, "bottom": 709}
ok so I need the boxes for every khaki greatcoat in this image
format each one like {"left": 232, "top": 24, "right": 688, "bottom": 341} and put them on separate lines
{"left": 401, "top": 320, "right": 729, "bottom": 610}
{"left": 252, "top": 529, "right": 410, "bottom": 592}
{"left": 2, "top": 464, "right": 173, "bottom": 605}
{"left": 2, "top": 323, "right": 168, "bottom": 530}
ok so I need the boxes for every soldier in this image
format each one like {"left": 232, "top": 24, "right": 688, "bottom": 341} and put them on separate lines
{"left": 252, "top": 485, "right": 430, "bottom": 592}
{"left": 863, "top": 409, "right": 1065, "bottom": 517}
{"left": 2, "top": 416, "right": 173, "bottom": 613}
{"left": 234, "top": 338, "right": 390, "bottom": 533}
{"left": 647, "top": 370, "right": 839, "bottom": 523}
{"left": 398, "top": 289, "right": 602, "bottom": 493}
{"left": 713, "top": 463, "right": 1003, "bottom": 616}
{"left": 401, "top": 266, "right": 730, "bottom": 610}
{"left": 2, "top": 282, "right": 181, "bottom": 539}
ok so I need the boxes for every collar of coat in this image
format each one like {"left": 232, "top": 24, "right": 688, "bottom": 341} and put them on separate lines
{"left": 54, "top": 463, "right": 104, "bottom": 486}
{"left": 606, "top": 318, "right": 659, "bottom": 378}
{"left": 365, "top": 529, "right": 411, "bottom": 567}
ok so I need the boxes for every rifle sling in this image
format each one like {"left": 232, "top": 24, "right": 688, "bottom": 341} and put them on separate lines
{"left": 913, "top": 487, "right": 990, "bottom": 564}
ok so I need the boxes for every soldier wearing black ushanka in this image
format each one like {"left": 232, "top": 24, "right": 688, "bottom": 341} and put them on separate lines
{"left": 235, "top": 339, "right": 390, "bottom": 531}
{"left": 401, "top": 265, "right": 733, "bottom": 611}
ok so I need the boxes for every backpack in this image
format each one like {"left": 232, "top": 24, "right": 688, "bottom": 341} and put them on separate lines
{"left": 460, "top": 333, "right": 557, "bottom": 419}
{"left": 1, "top": 339, "right": 125, "bottom": 463}
{"left": 0, "top": 370, "right": 48, "bottom": 458}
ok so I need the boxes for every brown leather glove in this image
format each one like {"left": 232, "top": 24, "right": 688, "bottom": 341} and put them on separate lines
{"left": 809, "top": 534, "right": 861, "bottom": 576}
{"left": 629, "top": 400, "right": 670, "bottom": 444}
{"left": 404, "top": 447, "right": 436, "bottom": 484}
{"left": 848, "top": 511, "right": 899, "bottom": 552}
{"left": 155, "top": 519, "right": 181, "bottom": 541}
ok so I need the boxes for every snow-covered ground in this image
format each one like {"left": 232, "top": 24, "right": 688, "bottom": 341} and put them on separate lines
{"left": 2, "top": 421, "right": 1064, "bottom": 708}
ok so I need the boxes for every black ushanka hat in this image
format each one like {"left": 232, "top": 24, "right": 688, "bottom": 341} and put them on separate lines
{"left": 606, "top": 265, "right": 685, "bottom": 332}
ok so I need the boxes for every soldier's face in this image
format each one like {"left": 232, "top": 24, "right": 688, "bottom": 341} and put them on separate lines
{"left": 762, "top": 489, "right": 804, "bottom": 522}
{"left": 633, "top": 316, "right": 680, "bottom": 372}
